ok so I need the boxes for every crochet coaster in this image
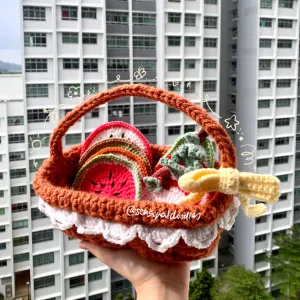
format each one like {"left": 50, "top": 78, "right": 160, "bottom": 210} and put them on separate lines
{"left": 81, "top": 121, "right": 152, "bottom": 165}
{"left": 73, "top": 154, "right": 142, "bottom": 200}
{"left": 78, "top": 138, "right": 151, "bottom": 172}
{"left": 83, "top": 147, "right": 151, "bottom": 177}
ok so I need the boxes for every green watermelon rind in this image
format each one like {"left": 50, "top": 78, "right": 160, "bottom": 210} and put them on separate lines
{"left": 73, "top": 154, "right": 142, "bottom": 200}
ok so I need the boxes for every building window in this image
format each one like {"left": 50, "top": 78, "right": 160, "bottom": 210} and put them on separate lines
{"left": 184, "top": 59, "right": 196, "bottom": 69}
{"left": 7, "top": 116, "right": 24, "bottom": 126}
{"left": 89, "top": 294, "right": 103, "bottom": 300}
{"left": 295, "top": 188, "right": 300, "bottom": 196}
{"left": 168, "top": 59, "right": 181, "bottom": 72}
{"left": 185, "top": 82, "right": 196, "bottom": 93}
{"left": 168, "top": 126, "right": 181, "bottom": 136}
{"left": 202, "top": 259, "right": 215, "bottom": 270}
{"left": 23, "top": 6, "right": 46, "bottom": 21}
{"left": 168, "top": 107, "right": 179, "bottom": 114}
{"left": 107, "top": 59, "right": 129, "bottom": 71}
{"left": 0, "top": 209, "right": 4, "bottom": 216}
{"left": 297, "top": 134, "right": 300, "bottom": 143}
{"left": 203, "top": 101, "right": 216, "bottom": 112}
{"left": 204, "top": 38, "right": 217, "bottom": 48}
{"left": 31, "top": 208, "right": 46, "bottom": 220}
{"left": 12, "top": 220, "right": 28, "bottom": 230}
{"left": 259, "top": 80, "right": 271, "bottom": 88}
{"left": 32, "top": 229, "right": 53, "bottom": 244}
{"left": 132, "top": 13, "right": 156, "bottom": 26}
{"left": 168, "top": 36, "right": 181, "bottom": 46}
{"left": 0, "top": 226, "right": 5, "bottom": 233}
{"left": 276, "top": 98, "right": 290, "bottom": 107}
{"left": 257, "top": 158, "right": 269, "bottom": 167}
{"left": 275, "top": 137, "right": 289, "bottom": 145}
{"left": 204, "top": 59, "right": 217, "bottom": 69}
{"left": 84, "top": 84, "right": 99, "bottom": 95}
{"left": 259, "top": 59, "right": 271, "bottom": 70}
{"left": 0, "top": 260, "right": 7, "bottom": 267}
{"left": 28, "top": 135, "right": 49, "bottom": 150}
{"left": 278, "top": 39, "right": 292, "bottom": 48}
{"left": 185, "top": 14, "right": 196, "bottom": 26}
{"left": 274, "top": 156, "right": 289, "bottom": 164}
{"left": 33, "top": 253, "right": 54, "bottom": 267}
{"left": 65, "top": 134, "right": 81, "bottom": 145}
{"left": 11, "top": 185, "right": 27, "bottom": 196}
{"left": 26, "top": 84, "right": 48, "bottom": 98}
{"left": 8, "top": 134, "right": 25, "bottom": 144}
{"left": 260, "top": 0, "right": 272, "bottom": 8}
{"left": 70, "top": 275, "right": 85, "bottom": 289}
{"left": 256, "top": 215, "right": 267, "bottom": 224}
{"left": 133, "top": 60, "right": 156, "bottom": 71}
{"left": 25, "top": 58, "right": 47, "bottom": 72}
{"left": 106, "top": 12, "right": 128, "bottom": 24}
{"left": 69, "top": 253, "right": 84, "bottom": 266}
{"left": 204, "top": 0, "right": 217, "bottom": 4}
{"left": 255, "top": 234, "right": 267, "bottom": 243}
{"left": 277, "top": 59, "right": 292, "bottom": 68}
{"left": 10, "top": 169, "right": 26, "bottom": 179}
{"left": 258, "top": 100, "right": 271, "bottom": 109}
{"left": 88, "top": 272, "right": 102, "bottom": 282}
{"left": 279, "top": 0, "right": 294, "bottom": 8}
{"left": 277, "top": 175, "right": 288, "bottom": 182}
{"left": 259, "top": 39, "right": 272, "bottom": 48}
{"left": 83, "top": 59, "right": 98, "bottom": 72}
{"left": 168, "top": 13, "right": 181, "bottom": 23}
{"left": 62, "top": 6, "right": 78, "bottom": 20}
{"left": 257, "top": 139, "right": 269, "bottom": 150}
{"left": 64, "top": 84, "right": 80, "bottom": 97}
{"left": 297, "top": 153, "right": 300, "bottom": 162}
{"left": 137, "top": 125, "right": 157, "bottom": 137}
{"left": 27, "top": 109, "right": 49, "bottom": 123}
{"left": 184, "top": 37, "right": 196, "bottom": 47}
{"left": 204, "top": 16, "right": 217, "bottom": 28}
{"left": 82, "top": 33, "right": 97, "bottom": 44}
{"left": 14, "top": 253, "right": 30, "bottom": 263}
{"left": 134, "top": 104, "right": 156, "bottom": 116}
{"left": 278, "top": 18, "right": 293, "bottom": 28}
{"left": 63, "top": 58, "right": 79, "bottom": 69}
{"left": 203, "top": 81, "right": 217, "bottom": 92}
{"left": 82, "top": 7, "right": 96, "bottom": 19}
{"left": 0, "top": 243, "right": 6, "bottom": 250}
{"left": 62, "top": 32, "right": 79, "bottom": 44}
{"left": 273, "top": 212, "right": 287, "bottom": 220}
{"left": 279, "top": 193, "right": 288, "bottom": 200}
{"left": 275, "top": 118, "right": 290, "bottom": 127}
{"left": 260, "top": 18, "right": 272, "bottom": 27}
{"left": 108, "top": 36, "right": 129, "bottom": 49}
{"left": 24, "top": 33, "right": 46, "bottom": 47}
{"left": 34, "top": 275, "right": 55, "bottom": 290}
{"left": 276, "top": 79, "right": 291, "bottom": 88}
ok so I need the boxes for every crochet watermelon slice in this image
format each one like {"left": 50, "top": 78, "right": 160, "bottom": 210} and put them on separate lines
{"left": 81, "top": 121, "right": 152, "bottom": 165}
{"left": 73, "top": 154, "right": 142, "bottom": 200}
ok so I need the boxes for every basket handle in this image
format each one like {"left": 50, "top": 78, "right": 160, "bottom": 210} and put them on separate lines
{"left": 50, "top": 84, "right": 236, "bottom": 168}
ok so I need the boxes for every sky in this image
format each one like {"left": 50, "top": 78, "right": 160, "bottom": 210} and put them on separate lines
{"left": 0, "top": 0, "right": 22, "bottom": 64}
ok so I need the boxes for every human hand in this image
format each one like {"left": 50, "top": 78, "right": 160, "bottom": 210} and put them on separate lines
{"left": 78, "top": 241, "right": 190, "bottom": 300}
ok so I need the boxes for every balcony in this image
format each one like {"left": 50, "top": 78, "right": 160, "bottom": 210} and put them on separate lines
{"left": 273, "top": 216, "right": 291, "bottom": 229}
{"left": 106, "top": 0, "right": 128, "bottom": 10}
{"left": 133, "top": 25, "right": 156, "bottom": 35}
{"left": 255, "top": 260, "right": 269, "bottom": 271}
{"left": 133, "top": 48, "right": 156, "bottom": 58}
{"left": 132, "top": 0, "right": 156, "bottom": 11}
{"left": 255, "top": 240, "right": 269, "bottom": 252}
{"left": 107, "top": 48, "right": 129, "bottom": 58}
{"left": 106, "top": 24, "right": 129, "bottom": 34}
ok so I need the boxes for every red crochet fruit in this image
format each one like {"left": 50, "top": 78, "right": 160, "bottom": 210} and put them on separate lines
{"left": 73, "top": 154, "right": 142, "bottom": 200}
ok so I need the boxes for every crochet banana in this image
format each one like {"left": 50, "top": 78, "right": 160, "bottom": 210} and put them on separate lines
{"left": 178, "top": 168, "right": 281, "bottom": 218}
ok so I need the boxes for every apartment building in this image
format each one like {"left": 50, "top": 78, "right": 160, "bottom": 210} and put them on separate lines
{"left": 0, "top": 0, "right": 224, "bottom": 299}
{"left": 222, "top": 0, "right": 300, "bottom": 297}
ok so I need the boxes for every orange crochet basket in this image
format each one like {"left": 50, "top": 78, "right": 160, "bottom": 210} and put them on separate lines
{"left": 33, "top": 84, "right": 237, "bottom": 263}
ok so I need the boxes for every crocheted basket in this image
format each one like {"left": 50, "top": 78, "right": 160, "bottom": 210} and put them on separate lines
{"left": 33, "top": 84, "right": 237, "bottom": 263}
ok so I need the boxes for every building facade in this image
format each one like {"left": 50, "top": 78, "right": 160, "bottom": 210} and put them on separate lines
{"left": 0, "top": 0, "right": 223, "bottom": 299}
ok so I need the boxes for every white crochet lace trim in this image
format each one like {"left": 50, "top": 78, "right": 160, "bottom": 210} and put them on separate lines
{"left": 38, "top": 196, "right": 240, "bottom": 253}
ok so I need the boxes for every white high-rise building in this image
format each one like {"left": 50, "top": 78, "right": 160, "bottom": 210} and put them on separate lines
{"left": 0, "top": 1, "right": 224, "bottom": 299}
{"left": 222, "top": 0, "right": 300, "bottom": 297}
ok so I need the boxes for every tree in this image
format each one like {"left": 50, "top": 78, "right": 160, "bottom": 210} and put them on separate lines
{"left": 0, "top": 293, "right": 4, "bottom": 300}
{"left": 266, "top": 225, "right": 300, "bottom": 300}
{"left": 211, "top": 265, "right": 272, "bottom": 300}
{"left": 189, "top": 268, "right": 214, "bottom": 300}
{"left": 115, "top": 294, "right": 124, "bottom": 300}
{"left": 126, "top": 292, "right": 134, "bottom": 300}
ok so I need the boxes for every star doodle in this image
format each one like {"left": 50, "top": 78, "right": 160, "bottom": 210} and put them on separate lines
{"left": 225, "top": 114, "right": 240, "bottom": 131}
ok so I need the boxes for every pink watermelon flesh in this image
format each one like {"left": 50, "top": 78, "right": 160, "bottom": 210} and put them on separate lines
{"left": 78, "top": 163, "right": 136, "bottom": 200}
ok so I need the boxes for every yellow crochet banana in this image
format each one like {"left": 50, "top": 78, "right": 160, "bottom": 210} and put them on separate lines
{"left": 178, "top": 168, "right": 281, "bottom": 218}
